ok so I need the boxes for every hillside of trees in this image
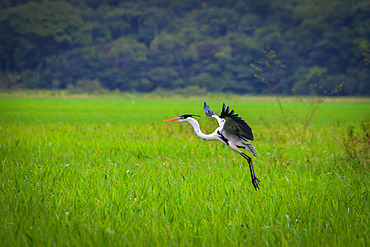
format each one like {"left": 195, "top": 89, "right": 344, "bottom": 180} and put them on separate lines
{"left": 0, "top": 0, "right": 369, "bottom": 95}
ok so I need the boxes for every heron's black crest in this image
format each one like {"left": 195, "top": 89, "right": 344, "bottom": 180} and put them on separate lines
{"left": 180, "top": 114, "right": 200, "bottom": 119}
{"left": 220, "top": 103, "right": 254, "bottom": 141}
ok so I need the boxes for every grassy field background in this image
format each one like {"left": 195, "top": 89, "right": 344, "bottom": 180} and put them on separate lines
{"left": 0, "top": 94, "right": 369, "bottom": 246}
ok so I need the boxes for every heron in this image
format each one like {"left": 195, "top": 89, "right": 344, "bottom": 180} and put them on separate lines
{"left": 164, "top": 102, "right": 260, "bottom": 190}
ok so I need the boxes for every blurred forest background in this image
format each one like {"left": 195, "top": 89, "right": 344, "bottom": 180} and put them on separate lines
{"left": 0, "top": 0, "right": 369, "bottom": 95}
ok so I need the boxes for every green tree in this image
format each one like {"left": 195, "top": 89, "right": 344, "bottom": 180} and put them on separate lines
{"left": 109, "top": 37, "right": 148, "bottom": 65}
{"left": 0, "top": 1, "right": 91, "bottom": 71}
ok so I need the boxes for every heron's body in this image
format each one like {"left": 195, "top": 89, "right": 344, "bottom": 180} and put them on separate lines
{"left": 186, "top": 118, "right": 254, "bottom": 154}
{"left": 164, "top": 102, "right": 260, "bottom": 190}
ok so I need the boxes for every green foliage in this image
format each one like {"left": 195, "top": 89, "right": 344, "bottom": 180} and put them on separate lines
{"left": 67, "top": 79, "right": 106, "bottom": 94}
{"left": 359, "top": 39, "right": 370, "bottom": 66}
{"left": 292, "top": 66, "right": 328, "bottom": 95}
{"left": 0, "top": 0, "right": 369, "bottom": 95}
{"left": 0, "top": 96, "right": 369, "bottom": 245}
{"left": 0, "top": 1, "right": 90, "bottom": 70}
{"left": 342, "top": 121, "right": 370, "bottom": 166}
{"left": 109, "top": 37, "right": 148, "bottom": 63}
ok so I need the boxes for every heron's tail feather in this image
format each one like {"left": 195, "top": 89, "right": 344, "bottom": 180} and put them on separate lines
{"left": 245, "top": 144, "right": 256, "bottom": 157}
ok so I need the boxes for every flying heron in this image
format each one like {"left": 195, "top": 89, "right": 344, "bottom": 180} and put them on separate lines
{"left": 164, "top": 102, "right": 260, "bottom": 190}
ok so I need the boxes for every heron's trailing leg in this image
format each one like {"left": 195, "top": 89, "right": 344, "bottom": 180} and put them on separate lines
{"left": 240, "top": 153, "right": 260, "bottom": 190}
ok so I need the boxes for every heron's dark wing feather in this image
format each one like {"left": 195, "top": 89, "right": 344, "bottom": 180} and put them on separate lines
{"left": 220, "top": 103, "right": 254, "bottom": 141}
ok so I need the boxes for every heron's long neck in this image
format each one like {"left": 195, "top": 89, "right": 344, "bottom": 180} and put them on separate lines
{"left": 187, "top": 118, "right": 217, "bottom": 141}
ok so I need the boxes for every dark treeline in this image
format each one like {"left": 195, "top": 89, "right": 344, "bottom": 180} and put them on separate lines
{"left": 0, "top": 0, "right": 369, "bottom": 95}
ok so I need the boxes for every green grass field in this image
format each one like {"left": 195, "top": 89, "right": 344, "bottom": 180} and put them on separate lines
{"left": 0, "top": 95, "right": 369, "bottom": 246}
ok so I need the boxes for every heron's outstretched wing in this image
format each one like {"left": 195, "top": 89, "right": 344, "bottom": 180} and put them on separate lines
{"left": 204, "top": 102, "right": 224, "bottom": 127}
{"left": 204, "top": 102, "right": 217, "bottom": 117}
{"left": 220, "top": 103, "right": 254, "bottom": 142}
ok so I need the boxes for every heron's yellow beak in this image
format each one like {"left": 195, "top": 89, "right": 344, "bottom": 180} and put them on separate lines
{"left": 164, "top": 117, "right": 180, "bottom": 122}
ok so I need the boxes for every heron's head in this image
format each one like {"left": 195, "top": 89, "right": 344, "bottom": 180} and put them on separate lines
{"left": 164, "top": 114, "right": 200, "bottom": 122}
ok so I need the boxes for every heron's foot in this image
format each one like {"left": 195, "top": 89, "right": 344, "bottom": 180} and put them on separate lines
{"left": 252, "top": 176, "right": 261, "bottom": 190}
